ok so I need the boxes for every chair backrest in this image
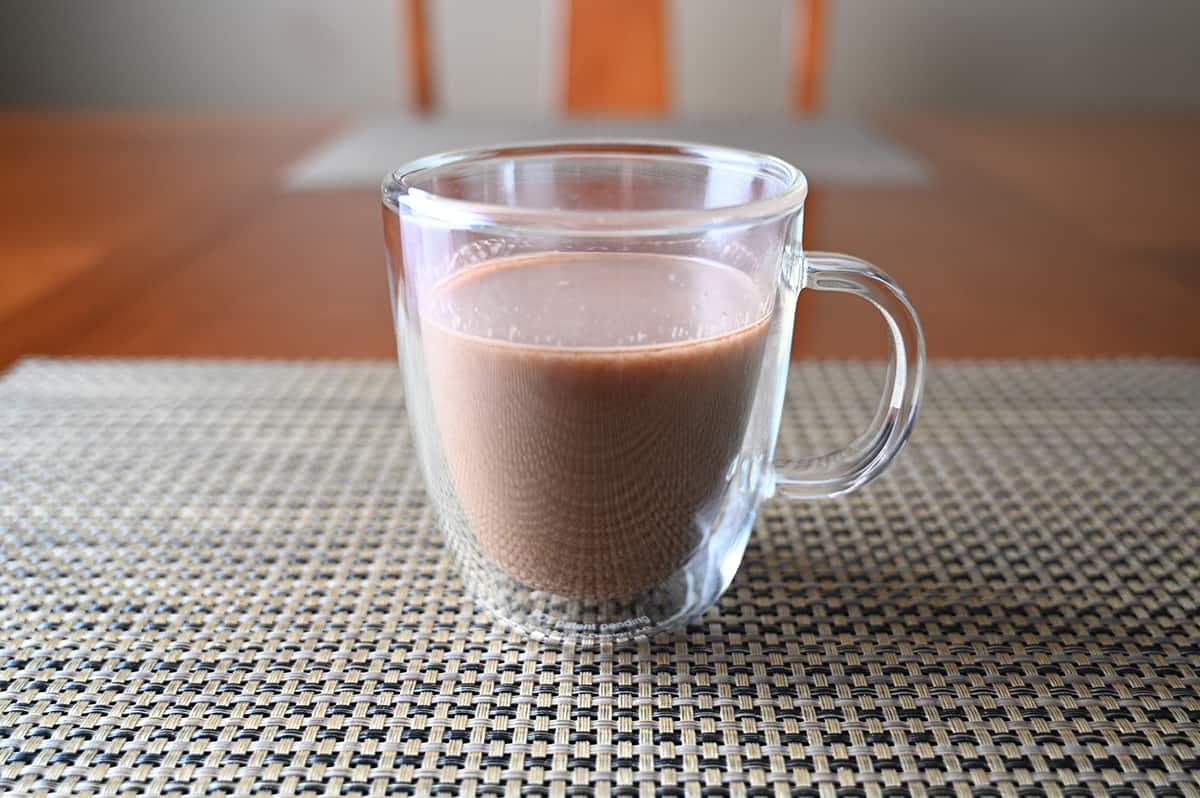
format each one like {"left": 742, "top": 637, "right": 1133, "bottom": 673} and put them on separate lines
{"left": 402, "top": 0, "right": 826, "bottom": 114}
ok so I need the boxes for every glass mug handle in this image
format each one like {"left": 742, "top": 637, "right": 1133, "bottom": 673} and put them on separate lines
{"left": 773, "top": 252, "right": 926, "bottom": 500}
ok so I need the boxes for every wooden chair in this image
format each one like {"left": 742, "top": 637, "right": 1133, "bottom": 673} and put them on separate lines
{"left": 402, "top": 0, "right": 827, "bottom": 114}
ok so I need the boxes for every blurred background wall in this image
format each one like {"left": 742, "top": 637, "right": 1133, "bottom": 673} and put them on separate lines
{"left": 2, "top": 0, "right": 1199, "bottom": 114}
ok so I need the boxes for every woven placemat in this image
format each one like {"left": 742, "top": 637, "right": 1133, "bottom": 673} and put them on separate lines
{"left": 1, "top": 358, "right": 1197, "bottom": 797}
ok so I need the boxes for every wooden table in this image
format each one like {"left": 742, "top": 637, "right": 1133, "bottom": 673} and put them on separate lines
{"left": 2, "top": 112, "right": 1197, "bottom": 370}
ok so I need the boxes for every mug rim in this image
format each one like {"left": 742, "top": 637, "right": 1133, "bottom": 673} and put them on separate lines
{"left": 382, "top": 139, "right": 808, "bottom": 236}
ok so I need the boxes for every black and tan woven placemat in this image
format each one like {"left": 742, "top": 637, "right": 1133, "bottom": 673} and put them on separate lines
{"left": 1, "top": 359, "right": 1197, "bottom": 797}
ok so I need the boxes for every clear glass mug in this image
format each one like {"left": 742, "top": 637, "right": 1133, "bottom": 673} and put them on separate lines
{"left": 382, "top": 141, "right": 923, "bottom": 641}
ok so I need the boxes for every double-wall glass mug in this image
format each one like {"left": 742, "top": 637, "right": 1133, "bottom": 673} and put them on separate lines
{"left": 382, "top": 141, "right": 924, "bottom": 641}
